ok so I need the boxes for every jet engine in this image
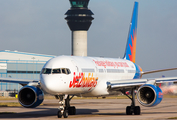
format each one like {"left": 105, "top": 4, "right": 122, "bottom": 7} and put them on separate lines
{"left": 137, "top": 84, "right": 163, "bottom": 107}
{"left": 18, "top": 86, "right": 44, "bottom": 108}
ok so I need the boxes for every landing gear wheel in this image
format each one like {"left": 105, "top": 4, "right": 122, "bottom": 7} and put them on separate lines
{"left": 134, "top": 106, "right": 140, "bottom": 115}
{"left": 63, "top": 110, "right": 68, "bottom": 118}
{"left": 68, "top": 106, "right": 76, "bottom": 115}
{"left": 56, "top": 95, "right": 76, "bottom": 118}
{"left": 57, "top": 110, "right": 62, "bottom": 118}
{"left": 72, "top": 106, "right": 76, "bottom": 115}
{"left": 126, "top": 106, "right": 132, "bottom": 115}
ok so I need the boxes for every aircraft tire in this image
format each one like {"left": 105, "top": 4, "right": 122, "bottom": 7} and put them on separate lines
{"left": 134, "top": 106, "right": 141, "bottom": 115}
{"left": 57, "top": 110, "right": 62, "bottom": 118}
{"left": 69, "top": 106, "right": 76, "bottom": 115}
{"left": 63, "top": 110, "right": 68, "bottom": 118}
{"left": 126, "top": 106, "right": 132, "bottom": 115}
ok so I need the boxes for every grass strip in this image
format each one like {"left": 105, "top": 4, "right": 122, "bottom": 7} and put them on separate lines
{"left": 0, "top": 112, "right": 16, "bottom": 114}
{"left": 0, "top": 102, "right": 21, "bottom": 107}
{"left": 168, "top": 117, "right": 177, "bottom": 119}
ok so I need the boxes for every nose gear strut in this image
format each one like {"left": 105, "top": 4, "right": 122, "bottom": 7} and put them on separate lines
{"left": 55, "top": 95, "right": 76, "bottom": 118}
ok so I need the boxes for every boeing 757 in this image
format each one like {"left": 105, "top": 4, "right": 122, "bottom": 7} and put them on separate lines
{"left": 1, "top": 2, "right": 177, "bottom": 118}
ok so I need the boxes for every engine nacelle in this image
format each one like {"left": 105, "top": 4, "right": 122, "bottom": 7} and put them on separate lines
{"left": 18, "top": 86, "right": 44, "bottom": 108}
{"left": 137, "top": 84, "right": 163, "bottom": 107}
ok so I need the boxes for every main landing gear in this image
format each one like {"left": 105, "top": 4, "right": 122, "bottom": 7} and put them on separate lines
{"left": 122, "top": 88, "right": 141, "bottom": 115}
{"left": 55, "top": 95, "right": 76, "bottom": 118}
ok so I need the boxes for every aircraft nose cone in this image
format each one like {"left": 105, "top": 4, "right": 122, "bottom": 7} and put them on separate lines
{"left": 40, "top": 75, "right": 57, "bottom": 94}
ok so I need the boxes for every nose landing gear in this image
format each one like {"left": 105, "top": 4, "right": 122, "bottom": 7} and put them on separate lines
{"left": 55, "top": 95, "right": 76, "bottom": 118}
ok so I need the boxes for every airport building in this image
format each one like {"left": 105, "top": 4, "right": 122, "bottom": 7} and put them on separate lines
{"left": 0, "top": 50, "right": 55, "bottom": 92}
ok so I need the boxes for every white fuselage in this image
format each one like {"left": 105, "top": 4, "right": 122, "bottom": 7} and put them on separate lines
{"left": 40, "top": 56, "right": 141, "bottom": 97}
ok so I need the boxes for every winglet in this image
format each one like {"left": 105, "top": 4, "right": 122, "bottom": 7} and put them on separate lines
{"left": 123, "top": 2, "right": 138, "bottom": 63}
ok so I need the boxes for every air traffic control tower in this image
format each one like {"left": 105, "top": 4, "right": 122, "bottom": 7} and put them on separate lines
{"left": 65, "top": 0, "right": 94, "bottom": 56}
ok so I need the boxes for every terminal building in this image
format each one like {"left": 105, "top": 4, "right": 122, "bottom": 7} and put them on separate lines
{"left": 0, "top": 50, "right": 55, "bottom": 92}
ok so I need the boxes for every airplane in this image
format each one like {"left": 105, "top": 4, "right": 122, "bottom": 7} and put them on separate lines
{"left": 1, "top": 1, "right": 177, "bottom": 118}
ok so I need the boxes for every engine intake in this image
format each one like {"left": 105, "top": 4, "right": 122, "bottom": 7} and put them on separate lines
{"left": 137, "top": 84, "right": 163, "bottom": 107}
{"left": 18, "top": 86, "right": 44, "bottom": 108}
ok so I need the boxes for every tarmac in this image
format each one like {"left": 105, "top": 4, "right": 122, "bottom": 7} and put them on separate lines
{"left": 0, "top": 97, "right": 177, "bottom": 120}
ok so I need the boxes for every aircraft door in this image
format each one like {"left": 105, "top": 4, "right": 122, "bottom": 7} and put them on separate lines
{"left": 71, "top": 60, "right": 79, "bottom": 73}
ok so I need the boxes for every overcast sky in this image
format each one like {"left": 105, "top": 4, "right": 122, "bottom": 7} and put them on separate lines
{"left": 0, "top": 0, "right": 177, "bottom": 78}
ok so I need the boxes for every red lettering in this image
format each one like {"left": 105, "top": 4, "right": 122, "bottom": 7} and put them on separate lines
{"left": 93, "top": 60, "right": 129, "bottom": 68}
{"left": 69, "top": 72, "right": 98, "bottom": 88}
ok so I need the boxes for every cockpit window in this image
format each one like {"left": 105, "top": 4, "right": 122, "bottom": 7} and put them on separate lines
{"left": 42, "top": 68, "right": 71, "bottom": 75}
{"left": 42, "top": 68, "right": 52, "bottom": 74}
{"left": 61, "top": 68, "right": 66, "bottom": 74}
{"left": 66, "top": 69, "right": 71, "bottom": 74}
{"left": 52, "top": 69, "right": 61, "bottom": 74}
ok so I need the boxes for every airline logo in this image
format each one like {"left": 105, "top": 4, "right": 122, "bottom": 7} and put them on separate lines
{"left": 69, "top": 72, "right": 98, "bottom": 89}
{"left": 128, "top": 29, "right": 137, "bottom": 63}
{"left": 93, "top": 60, "right": 129, "bottom": 68}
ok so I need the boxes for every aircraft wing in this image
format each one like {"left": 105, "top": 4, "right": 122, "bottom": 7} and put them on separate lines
{"left": 0, "top": 77, "right": 39, "bottom": 86}
{"left": 107, "top": 77, "right": 177, "bottom": 91}
{"left": 142, "top": 67, "right": 177, "bottom": 75}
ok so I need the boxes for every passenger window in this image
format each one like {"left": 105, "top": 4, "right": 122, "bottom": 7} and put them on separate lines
{"left": 52, "top": 69, "right": 61, "bottom": 74}
{"left": 42, "top": 68, "right": 51, "bottom": 74}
